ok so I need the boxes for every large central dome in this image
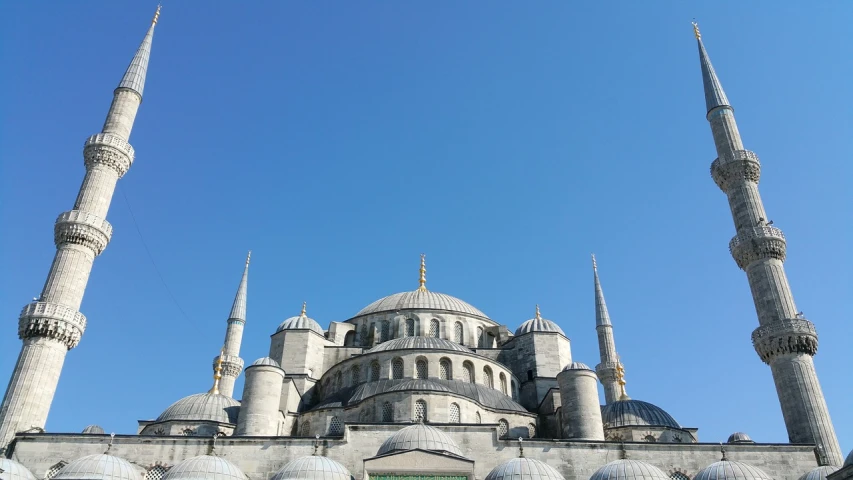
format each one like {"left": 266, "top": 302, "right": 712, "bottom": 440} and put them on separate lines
{"left": 354, "top": 289, "right": 489, "bottom": 319}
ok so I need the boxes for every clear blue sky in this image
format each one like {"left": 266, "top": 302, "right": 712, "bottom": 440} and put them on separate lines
{"left": 1, "top": 1, "right": 850, "bottom": 453}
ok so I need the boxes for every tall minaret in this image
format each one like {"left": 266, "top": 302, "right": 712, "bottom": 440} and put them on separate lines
{"left": 214, "top": 252, "right": 250, "bottom": 398}
{"left": 695, "top": 24, "right": 842, "bottom": 465}
{"left": 592, "top": 255, "right": 626, "bottom": 404}
{"left": 0, "top": 7, "right": 160, "bottom": 448}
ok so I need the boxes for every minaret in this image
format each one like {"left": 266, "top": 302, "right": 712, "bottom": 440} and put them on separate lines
{"left": 214, "top": 252, "right": 250, "bottom": 398}
{"left": 695, "top": 23, "right": 842, "bottom": 465}
{"left": 592, "top": 255, "right": 625, "bottom": 404}
{"left": 0, "top": 7, "right": 160, "bottom": 448}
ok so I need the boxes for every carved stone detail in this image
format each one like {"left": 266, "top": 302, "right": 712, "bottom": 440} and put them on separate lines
{"left": 711, "top": 149, "right": 761, "bottom": 191}
{"left": 752, "top": 318, "right": 818, "bottom": 364}
{"left": 595, "top": 361, "right": 618, "bottom": 380}
{"left": 83, "top": 133, "right": 134, "bottom": 177}
{"left": 54, "top": 210, "right": 112, "bottom": 255}
{"left": 18, "top": 301, "right": 87, "bottom": 349}
{"left": 214, "top": 354, "right": 244, "bottom": 378}
{"left": 729, "top": 225, "right": 786, "bottom": 269}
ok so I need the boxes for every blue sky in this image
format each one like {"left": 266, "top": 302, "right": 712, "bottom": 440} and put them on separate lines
{"left": 1, "top": 1, "right": 850, "bottom": 454}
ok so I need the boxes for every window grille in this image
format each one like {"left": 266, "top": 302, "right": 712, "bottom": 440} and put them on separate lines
{"left": 500, "top": 373, "right": 508, "bottom": 395}
{"left": 645, "top": 434, "right": 657, "bottom": 443}
{"left": 144, "top": 466, "right": 169, "bottom": 480}
{"left": 414, "top": 400, "right": 427, "bottom": 422}
{"left": 439, "top": 359, "right": 452, "bottom": 380}
{"left": 462, "top": 362, "right": 474, "bottom": 383}
{"left": 483, "top": 367, "right": 494, "bottom": 388}
{"left": 454, "top": 322, "right": 463, "bottom": 344}
{"left": 670, "top": 473, "right": 690, "bottom": 480}
{"left": 449, "top": 403, "right": 461, "bottom": 423}
{"left": 370, "top": 361, "right": 381, "bottom": 381}
{"left": 475, "top": 411, "right": 482, "bottom": 424}
{"left": 351, "top": 365, "right": 361, "bottom": 385}
{"left": 416, "top": 359, "right": 428, "bottom": 379}
{"left": 430, "top": 319, "right": 440, "bottom": 338}
{"left": 498, "top": 419, "right": 509, "bottom": 438}
{"left": 335, "top": 371, "right": 342, "bottom": 390}
{"left": 405, "top": 318, "right": 415, "bottom": 337}
{"left": 381, "top": 320, "right": 390, "bottom": 342}
{"left": 392, "top": 358, "right": 404, "bottom": 379}
{"left": 45, "top": 462, "right": 67, "bottom": 480}
{"left": 328, "top": 416, "right": 344, "bottom": 435}
{"left": 476, "top": 327, "right": 484, "bottom": 347}
{"left": 382, "top": 402, "right": 394, "bottom": 422}
{"left": 300, "top": 420, "right": 311, "bottom": 436}
{"left": 360, "top": 323, "right": 369, "bottom": 345}
{"left": 527, "top": 423, "right": 536, "bottom": 439}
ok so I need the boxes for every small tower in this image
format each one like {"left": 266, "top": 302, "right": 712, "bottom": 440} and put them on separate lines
{"left": 695, "top": 23, "right": 842, "bottom": 465}
{"left": 591, "top": 255, "right": 625, "bottom": 404}
{"left": 214, "top": 252, "right": 250, "bottom": 398}
{"left": 236, "top": 357, "right": 285, "bottom": 436}
{"left": 0, "top": 7, "right": 161, "bottom": 448}
{"left": 556, "top": 362, "right": 605, "bottom": 440}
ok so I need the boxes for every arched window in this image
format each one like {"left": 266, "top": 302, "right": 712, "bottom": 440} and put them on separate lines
{"left": 499, "top": 373, "right": 508, "bottom": 395}
{"left": 475, "top": 411, "right": 482, "bottom": 424}
{"left": 328, "top": 416, "right": 344, "bottom": 435}
{"left": 498, "top": 419, "right": 509, "bottom": 438}
{"left": 670, "top": 473, "right": 690, "bottom": 480}
{"left": 381, "top": 320, "right": 390, "bottom": 342}
{"left": 382, "top": 402, "right": 394, "bottom": 422}
{"left": 416, "top": 359, "right": 428, "bottom": 379}
{"left": 335, "top": 371, "right": 343, "bottom": 390}
{"left": 45, "top": 462, "right": 67, "bottom": 480}
{"left": 527, "top": 423, "right": 536, "bottom": 438}
{"left": 145, "top": 466, "right": 169, "bottom": 480}
{"left": 351, "top": 365, "right": 361, "bottom": 385}
{"left": 462, "top": 361, "right": 474, "bottom": 383}
{"left": 511, "top": 380, "right": 517, "bottom": 400}
{"left": 360, "top": 323, "right": 369, "bottom": 345}
{"left": 644, "top": 434, "right": 657, "bottom": 443}
{"left": 414, "top": 399, "right": 427, "bottom": 422}
{"left": 370, "top": 361, "right": 381, "bottom": 381}
{"left": 392, "top": 358, "right": 404, "bottom": 379}
{"left": 483, "top": 366, "right": 494, "bottom": 388}
{"left": 439, "top": 359, "right": 452, "bottom": 380}
{"left": 300, "top": 420, "right": 311, "bottom": 436}
{"left": 405, "top": 318, "right": 415, "bottom": 337}
{"left": 476, "top": 326, "right": 484, "bottom": 347}
{"left": 449, "top": 403, "right": 461, "bottom": 423}
{"left": 487, "top": 332, "right": 496, "bottom": 347}
{"left": 454, "top": 322, "right": 463, "bottom": 344}
{"left": 344, "top": 331, "right": 355, "bottom": 346}
{"left": 429, "top": 319, "right": 440, "bottom": 338}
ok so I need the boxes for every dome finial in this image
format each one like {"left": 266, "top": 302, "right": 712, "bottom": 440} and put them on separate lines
{"left": 418, "top": 254, "right": 427, "bottom": 291}
{"left": 535, "top": 304, "right": 542, "bottom": 320}
{"left": 692, "top": 20, "right": 701, "bottom": 40}
{"left": 720, "top": 442, "right": 728, "bottom": 461}
{"left": 313, "top": 434, "right": 321, "bottom": 456}
{"left": 209, "top": 348, "right": 224, "bottom": 394}
{"left": 300, "top": 301, "right": 307, "bottom": 317}
{"left": 517, "top": 437, "right": 524, "bottom": 458}
{"left": 615, "top": 354, "right": 630, "bottom": 400}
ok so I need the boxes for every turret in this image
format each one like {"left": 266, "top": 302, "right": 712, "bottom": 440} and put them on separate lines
{"left": 556, "top": 362, "right": 604, "bottom": 440}
{"left": 235, "top": 358, "right": 285, "bottom": 436}
{"left": 591, "top": 255, "right": 625, "bottom": 404}
{"left": 0, "top": 7, "right": 161, "bottom": 448}
{"left": 214, "top": 252, "right": 250, "bottom": 398}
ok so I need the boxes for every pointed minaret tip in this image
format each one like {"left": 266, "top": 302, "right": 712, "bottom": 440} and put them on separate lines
{"left": 694, "top": 21, "right": 731, "bottom": 116}
{"left": 593, "top": 255, "right": 612, "bottom": 327}
{"left": 692, "top": 20, "right": 701, "bottom": 40}
{"left": 117, "top": 5, "right": 160, "bottom": 99}
{"left": 591, "top": 253, "right": 597, "bottom": 271}
{"left": 417, "top": 254, "right": 427, "bottom": 292}
{"left": 152, "top": 4, "right": 162, "bottom": 26}
{"left": 228, "top": 253, "right": 249, "bottom": 321}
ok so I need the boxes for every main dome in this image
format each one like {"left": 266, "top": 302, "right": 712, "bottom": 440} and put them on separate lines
{"left": 354, "top": 290, "right": 489, "bottom": 319}
{"left": 600, "top": 399, "right": 680, "bottom": 429}
{"left": 156, "top": 392, "right": 240, "bottom": 424}
{"left": 377, "top": 423, "right": 463, "bottom": 457}
{"left": 368, "top": 336, "right": 473, "bottom": 353}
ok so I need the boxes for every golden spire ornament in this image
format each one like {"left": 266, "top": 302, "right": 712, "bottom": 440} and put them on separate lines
{"left": 209, "top": 349, "right": 224, "bottom": 395}
{"left": 592, "top": 253, "right": 598, "bottom": 271}
{"left": 535, "top": 304, "right": 542, "bottom": 320}
{"left": 692, "top": 21, "right": 701, "bottom": 40}
{"left": 300, "top": 301, "right": 307, "bottom": 317}
{"left": 615, "top": 354, "right": 629, "bottom": 401}
{"left": 152, "top": 4, "right": 162, "bottom": 26}
{"left": 418, "top": 254, "right": 427, "bottom": 292}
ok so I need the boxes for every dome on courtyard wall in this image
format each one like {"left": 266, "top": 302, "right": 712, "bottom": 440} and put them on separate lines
{"left": 485, "top": 458, "right": 565, "bottom": 480}
{"left": 0, "top": 458, "right": 37, "bottom": 480}
{"left": 271, "top": 456, "right": 353, "bottom": 480}
{"left": 251, "top": 356, "right": 282, "bottom": 368}
{"left": 156, "top": 392, "right": 240, "bottom": 424}
{"left": 161, "top": 455, "right": 247, "bottom": 480}
{"left": 354, "top": 289, "right": 490, "bottom": 319}
{"left": 562, "top": 362, "right": 593, "bottom": 371}
{"left": 367, "top": 336, "right": 473, "bottom": 353}
{"left": 693, "top": 461, "right": 773, "bottom": 480}
{"left": 600, "top": 399, "right": 680, "bottom": 429}
{"left": 798, "top": 466, "right": 840, "bottom": 480}
{"left": 52, "top": 454, "right": 141, "bottom": 480}
{"left": 726, "top": 432, "right": 754, "bottom": 443}
{"left": 81, "top": 424, "right": 105, "bottom": 434}
{"left": 277, "top": 314, "right": 324, "bottom": 335}
{"left": 377, "top": 423, "right": 463, "bottom": 457}
{"left": 589, "top": 460, "right": 669, "bottom": 480}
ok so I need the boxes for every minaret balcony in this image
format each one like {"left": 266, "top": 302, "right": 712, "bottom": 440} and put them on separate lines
{"left": 710, "top": 149, "right": 761, "bottom": 191}
{"left": 214, "top": 354, "right": 245, "bottom": 378}
{"left": 728, "top": 225, "right": 786, "bottom": 269}
{"left": 54, "top": 210, "right": 112, "bottom": 255}
{"left": 83, "top": 133, "right": 135, "bottom": 177}
{"left": 18, "top": 301, "right": 87, "bottom": 349}
{"left": 752, "top": 317, "right": 818, "bottom": 364}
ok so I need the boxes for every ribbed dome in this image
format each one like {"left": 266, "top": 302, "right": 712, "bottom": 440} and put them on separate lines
{"left": 387, "top": 379, "right": 452, "bottom": 393}
{"left": 589, "top": 460, "right": 669, "bottom": 480}
{"left": 798, "top": 466, "right": 840, "bottom": 480}
{"left": 693, "top": 461, "right": 773, "bottom": 480}
{"left": 81, "top": 424, "right": 105, "bottom": 434}
{"left": 251, "top": 357, "right": 281, "bottom": 367}
{"left": 377, "top": 424, "right": 463, "bottom": 457}
{"left": 156, "top": 393, "right": 240, "bottom": 424}
{"left": 515, "top": 318, "right": 565, "bottom": 336}
{"left": 368, "top": 336, "right": 473, "bottom": 353}
{"left": 562, "top": 362, "right": 592, "bottom": 371}
{"left": 271, "top": 456, "right": 352, "bottom": 480}
{"left": 726, "top": 432, "right": 754, "bottom": 444}
{"left": 161, "top": 455, "right": 247, "bottom": 480}
{"left": 277, "top": 314, "right": 324, "bottom": 335}
{"left": 355, "top": 290, "right": 489, "bottom": 319}
{"left": 0, "top": 458, "right": 37, "bottom": 480}
{"left": 485, "top": 458, "right": 565, "bottom": 480}
{"left": 53, "top": 454, "right": 141, "bottom": 480}
{"left": 601, "top": 400, "right": 680, "bottom": 429}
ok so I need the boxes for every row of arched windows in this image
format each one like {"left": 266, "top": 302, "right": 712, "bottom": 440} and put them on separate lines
{"left": 352, "top": 319, "right": 497, "bottom": 347}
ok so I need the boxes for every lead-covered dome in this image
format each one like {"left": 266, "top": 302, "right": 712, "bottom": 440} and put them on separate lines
{"left": 562, "top": 362, "right": 592, "bottom": 371}
{"left": 156, "top": 393, "right": 240, "bottom": 424}
{"left": 377, "top": 423, "right": 463, "bottom": 457}
{"left": 53, "top": 454, "right": 141, "bottom": 480}
{"left": 368, "top": 336, "right": 473, "bottom": 353}
{"left": 600, "top": 399, "right": 680, "bottom": 429}
{"left": 589, "top": 460, "right": 668, "bottom": 480}
{"left": 485, "top": 458, "right": 565, "bottom": 480}
{"left": 693, "top": 461, "right": 773, "bottom": 480}
{"left": 355, "top": 290, "right": 489, "bottom": 319}
{"left": 271, "top": 456, "right": 352, "bottom": 480}
{"left": 277, "top": 314, "right": 324, "bottom": 335}
{"left": 515, "top": 316, "right": 565, "bottom": 337}
{"left": 81, "top": 424, "right": 105, "bottom": 434}
{"left": 161, "top": 455, "right": 247, "bottom": 480}
{"left": 799, "top": 466, "right": 840, "bottom": 480}
{"left": 0, "top": 458, "right": 37, "bottom": 480}
{"left": 727, "top": 432, "right": 754, "bottom": 444}
{"left": 251, "top": 357, "right": 282, "bottom": 367}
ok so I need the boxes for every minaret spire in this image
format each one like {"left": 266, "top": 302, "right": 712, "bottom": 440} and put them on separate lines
{"left": 592, "top": 254, "right": 611, "bottom": 327}
{"left": 0, "top": 9, "right": 161, "bottom": 448}
{"left": 698, "top": 26, "right": 842, "bottom": 465}
{"left": 215, "top": 252, "right": 250, "bottom": 398}
{"left": 591, "top": 255, "right": 624, "bottom": 404}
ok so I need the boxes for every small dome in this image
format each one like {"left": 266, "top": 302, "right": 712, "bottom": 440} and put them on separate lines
{"left": 726, "top": 432, "right": 754, "bottom": 444}
{"left": 81, "top": 424, "right": 105, "bottom": 434}
{"left": 271, "top": 456, "right": 352, "bottom": 480}
{"left": 515, "top": 317, "right": 565, "bottom": 336}
{"left": 589, "top": 460, "right": 669, "bottom": 480}
{"left": 377, "top": 423, "right": 463, "bottom": 457}
{"left": 277, "top": 314, "right": 324, "bottom": 335}
{"left": 53, "top": 454, "right": 141, "bottom": 480}
{"left": 251, "top": 357, "right": 281, "bottom": 368}
{"left": 0, "top": 458, "right": 37, "bottom": 480}
{"left": 161, "top": 455, "right": 247, "bottom": 480}
{"left": 562, "top": 362, "right": 592, "bottom": 371}
{"left": 387, "top": 379, "right": 452, "bottom": 393}
{"left": 355, "top": 290, "right": 489, "bottom": 319}
{"left": 156, "top": 393, "right": 240, "bottom": 424}
{"left": 799, "top": 466, "right": 840, "bottom": 480}
{"left": 601, "top": 399, "right": 680, "bottom": 429}
{"left": 485, "top": 458, "right": 565, "bottom": 480}
{"left": 368, "top": 336, "right": 473, "bottom": 353}
{"left": 693, "top": 461, "right": 773, "bottom": 480}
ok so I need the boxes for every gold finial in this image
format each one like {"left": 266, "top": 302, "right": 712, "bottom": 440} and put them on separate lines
{"left": 300, "top": 301, "right": 307, "bottom": 317}
{"left": 245, "top": 250, "right": 252, "bottom": 266}
{"left": 418, "top": 254, "right": 427, "bottom": 291}
{"left": 615, "top": 354, "right": 629, "bottom": 400}
{"left": 592, "top": 253, "right": 598, "bottom": 271}
{"left": 692, "top": 21, "right": 701, "bottom": 40}
{"left": 209, "top": 349, "right": 224, "bottom": 395}
{"left": 535, "top": 304, "right": 542, "bottom": 320}
{"left": 152, "top": 4, "right": 162, "bottom": 26}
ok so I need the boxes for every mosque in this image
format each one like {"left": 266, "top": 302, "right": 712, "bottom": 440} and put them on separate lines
{"left": 1, "top": 7, "right": 851, "bottom": 480}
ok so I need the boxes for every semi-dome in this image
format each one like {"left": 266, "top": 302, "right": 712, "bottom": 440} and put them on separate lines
{"left": 799, "top": 466, "right": 840, "bottom": 480}
{"left": 277, "top": 314, "right": 324, "bottom": 335}
{"left": 81, "top": 424, "right": 105, "bottom": 434}
{"left": 355, "top": 290, "right": 489, "bottom": 319}
{"left": 271, "top": 456, "right": 352, "bottom": 480}
{"left": 377, "top": 423, "right": 463, "bottom": 457}
{"left": 515, "top": 317, "right": 565, "bottom": 337}
{"left": 0, "top": 458, "right": 37, "bottom": 480}
{"left": 368, "top": 336, "right": 473, "bottom": 353}
{"left": 161, "top": 455, "right": 247, "bottom": 480}
{"left": 53, "top": 454, "right": 142, "bottom": 480}
{"left": 156, "top": 392, "right": 240, "bottom": 424}
{"left": 485, "top": 457, "right": 565, "bottom": 480}
{"left": 589, "top": 460, "right": 669, "bottom": 480}
{"left": 562, "top": 362, "right": 592, "bottom": 371}
{"left": 600, "top": 399, "right": 680, "bottom": 429}
{"left": 251, "top": 357, "right": 282, "bottom": 367}
{"left": 727, "top": 432, "right": 754, "bottom": 444}
{"left": 693, "top": 461, "right": 773, "bottom": 480}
